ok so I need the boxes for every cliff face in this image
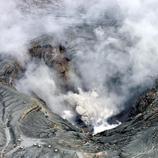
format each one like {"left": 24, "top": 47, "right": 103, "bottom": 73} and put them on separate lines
{"left": 0, "top": 45, "right": 158, "bottom": 158}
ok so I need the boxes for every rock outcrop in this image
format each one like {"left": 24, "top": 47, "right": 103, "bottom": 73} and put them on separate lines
{"left": 29, "top": 44, "right": 69, "bottom": 79}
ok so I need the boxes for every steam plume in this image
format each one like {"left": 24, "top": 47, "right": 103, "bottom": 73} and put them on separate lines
{"left": 1, "top": 0, "right": 158, "bottom": 133}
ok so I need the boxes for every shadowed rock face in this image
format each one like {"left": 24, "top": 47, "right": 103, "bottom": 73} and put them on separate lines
{"left": 0, "top": 50, "right": 158, "bottom": 158}
{"left": 0, "top": 58, "right": 22, "bottom": 86}
{"left": 29, "top": 44, "right": 69, "bottom": 79}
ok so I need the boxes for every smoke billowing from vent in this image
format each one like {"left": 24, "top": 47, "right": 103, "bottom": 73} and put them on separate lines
{"left": 1, "top": 0, "right": 158, "bottom": 133}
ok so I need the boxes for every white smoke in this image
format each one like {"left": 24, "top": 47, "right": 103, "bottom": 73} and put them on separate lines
{"left": 1, "top": 0, "right": 158, "bottom": 133}
{"left": 15, "top": 62, "right": 75, "bottom": 116}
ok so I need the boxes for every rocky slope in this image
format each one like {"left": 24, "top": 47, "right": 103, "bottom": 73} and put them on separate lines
{"left": 0, "top": 45, "right": 157, "bottom": 158}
